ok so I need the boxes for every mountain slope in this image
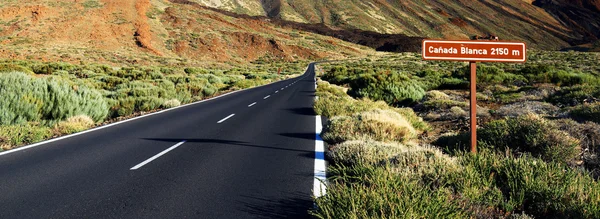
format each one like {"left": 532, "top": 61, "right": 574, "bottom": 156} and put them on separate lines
{"left": 0, "top": 0, "right": 373, "bottom": 66}
{"left": 192, "top": 0, "right": 600, "bottom": 50}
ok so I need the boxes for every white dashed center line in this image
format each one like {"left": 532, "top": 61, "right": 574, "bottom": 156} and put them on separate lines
{"left": 248, "top": 102, "right": 257, "bottom": 107}
{"left": 217, "top": 114, "right": 235, "bottom": 123}
{"left": 130, "top": 141, "right": 187, "bottom": 170}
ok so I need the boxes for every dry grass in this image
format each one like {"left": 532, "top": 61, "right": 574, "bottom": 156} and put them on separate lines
{"left": 54, "top": 115, "right": 95, "bottom": 135}
{"left": 321, "top": 109, "right": 417, "bottom": 144}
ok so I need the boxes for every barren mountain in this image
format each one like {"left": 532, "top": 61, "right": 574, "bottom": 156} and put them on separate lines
{"left": 0, "top": 0, "right": 373, "bottom": 66}
{"left": 192, "top": 0, "right": 600, "bottom": 50}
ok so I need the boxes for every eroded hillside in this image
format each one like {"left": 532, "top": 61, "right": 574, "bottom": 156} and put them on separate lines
{"left": 0, "top": 0, "right": 373, "bottom": 66}
{"left": 192, "top": 0, "right": 600, "bottom": 50}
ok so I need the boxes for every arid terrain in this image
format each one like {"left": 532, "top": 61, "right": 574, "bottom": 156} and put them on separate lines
{"left": 0, "top": 0, "right": 373, "bottom": 67}
{"left": 193, "top": 0, "right": 600, "bottom": 50}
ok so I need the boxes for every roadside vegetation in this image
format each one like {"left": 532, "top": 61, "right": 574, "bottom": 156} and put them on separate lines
{"left": 0, "top": 59, "right": 306, "bottom": 151}
{"left": 311, "top": 51, "right": 600, "bottom": 218}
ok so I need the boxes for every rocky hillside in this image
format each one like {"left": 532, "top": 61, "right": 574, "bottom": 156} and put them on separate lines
{"left": 192, "top": 0, "right": 600, "bottom": 50}
{"left": 0, "top": 0, "right": 373, "bottom": 66}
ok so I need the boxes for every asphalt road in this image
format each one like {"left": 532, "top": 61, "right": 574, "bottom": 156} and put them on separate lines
{"left": 0, "top": 64, "right": 320, "bottom": 218}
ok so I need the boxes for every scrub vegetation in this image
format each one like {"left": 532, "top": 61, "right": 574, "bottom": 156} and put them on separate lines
{"left": 0, "top": 59, "right": 306, "bottom": 150}
{"left": 311, "top": 50, "right": 600, "bottom": 218}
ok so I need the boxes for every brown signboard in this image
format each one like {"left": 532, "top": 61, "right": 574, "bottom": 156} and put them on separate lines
{"left": 422, "top": 40, "right": 526, "bottom": 62}
{"left": 422, "top": 39, "right": 527, "bottom": 154}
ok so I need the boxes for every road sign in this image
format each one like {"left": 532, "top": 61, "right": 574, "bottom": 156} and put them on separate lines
{"left": 422, "top": 40, "right": 526, "bottom": 62}
{"left": 422, "top": 39, "right": 527, "bottom": 154}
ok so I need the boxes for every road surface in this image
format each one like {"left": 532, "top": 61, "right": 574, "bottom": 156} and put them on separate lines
{"left": 0, "top": 64, "right": 321, "bottom": 218}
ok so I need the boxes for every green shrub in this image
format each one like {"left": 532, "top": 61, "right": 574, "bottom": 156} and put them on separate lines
{"left": 313, "top": 145, "right": 465, "bottom": 219}
{"left": 0, "top": 123, "right": 52, "bottom": 150}
{"left": 321, "top": 110, "right": 417, "bottom": 144}
{"left": 112, "top": 97, "right": 136, "bottom": 117}
{"left": 0, "top": 72, "right": 108, "bottom": 125}
{"left": 135, "top": 97, "right": 164, "bottom": 112}
{"left": 458, "top": 152, "right": 600, "bottom": 218}
{"left": 517, "top": 64, "right": 599, "bottom": 86}
{"left": 478, "top": 113, "right": 580, "bottom": 164}
{"left": 547, "top": 85, "right": 600, "bottom": 106}
{"left": 315, "top": 81, "right": 429, "bottom": 132}
{"left": 0, "top": 63, "right": 34, "bottom": 74}
{"left": 570, "top": 103, "right": 600, "bottom": 124}
{"left": 349, "top": 72, "right": 425, "bottom": 106}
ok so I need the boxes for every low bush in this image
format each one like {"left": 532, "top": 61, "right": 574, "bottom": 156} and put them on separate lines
{"left": 162, "top": 99, "right": 181, "bottom": 108}
{"left": 55, "top": 115, "right": 95, "bottom": 135}
{"left": 0, "top": 123, "right": 52, "bottom": 150}
{"left": 349, "top": 72, "right": 426, "bottom": 106}
{"left": 570, "top": 102, "right": 600, "bottom": 124}
{"left": 458, "top": 152, "right": 600, "bottom": 218}
{"left": 321, "top": 109, "right": 417, "bottom": 144}
{"left": 0, "top": 72, "right": 108, "bottom": 125}
{"left": 556, "top": 119, "right": 600, "bottom": 171}
{"left": 314, "top": 80, "right": 429, "bottom": 132}
{"left": 478, "top": 113, "right": 580, "bottom": 165}
{"left": 547, "top": 85, "right": 600, "bottom": 106}
{"left": 314, "top": 148, "right": 600, "bottom": 219}
{"left": 327, "top": 140, "right": 405, "bottom": 166}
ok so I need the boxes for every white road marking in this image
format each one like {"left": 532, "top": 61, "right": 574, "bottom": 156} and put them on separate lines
{"left": 314, "top": 115, "right": 327, "bottom": 198}
{"left": 130, "top": 141, "right": 186, "bottom": 170}
{"left": 281, "top": 88, "right": 284, "bottom": 90}
{"left": 264, "top": 95, "right": 271, "bottom": 99}
{"left": 275, "top": 91, "right": 278, "bottom": 93}
{"left": 217, "top": 114, "right": 235, "bottom": 123}
{"left": 248, "top": 102, "right": 257, "bottom": 107}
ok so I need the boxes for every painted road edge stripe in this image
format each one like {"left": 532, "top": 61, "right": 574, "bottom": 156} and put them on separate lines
{"left": 0, "top": 72, "right": 304, "bottom": 157}
{"left": 217, "top": 114, "right": 235, "bottom": 123}
{"left": 248, "top": 102, "right": 257, "bottom": 107}
{"left": 314, "top": 116, "right": 327, "bottom": 198}
{"left": 130, "top": 141, "right": 186, "bottom": 170}
{"left": 314, "top": 71, "right": 327, "bottom": 198}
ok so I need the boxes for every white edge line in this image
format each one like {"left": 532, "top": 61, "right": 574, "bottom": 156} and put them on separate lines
{"left": 130, "top": 141, "right": 186, "bottom": 170}
{"left": 313, "top": 75, "right": 327, "bottom": 198}
{"left": 248, "top": 102, "right": 257, "bottom": 107}
{"left": 217, "top": 114, "right": 235, "bottom": 123}
{"left": 0, "top": 73, "right": 302, "bottom": 157}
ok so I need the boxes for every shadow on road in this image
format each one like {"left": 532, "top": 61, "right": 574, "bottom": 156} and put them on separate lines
{"left": 278, "top": 133, "right": 315, "bottom": 140}
{"left": 142, "top": 138, "right": 313, "bottom": 153}
{"left": 285, "top": 107, "right": 316, "bottom": 116}
{"left": 239, "top": 193, "right": 313, "bottom": 218}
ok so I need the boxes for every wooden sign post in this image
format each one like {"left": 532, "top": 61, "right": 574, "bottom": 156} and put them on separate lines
{"left": 422, "top": 40, "right": 526, "bottom": 153}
